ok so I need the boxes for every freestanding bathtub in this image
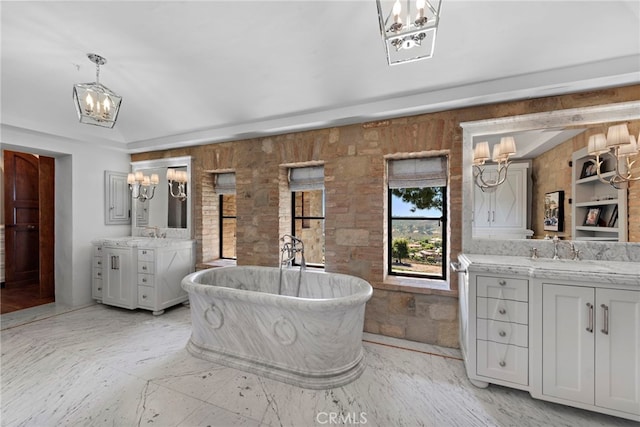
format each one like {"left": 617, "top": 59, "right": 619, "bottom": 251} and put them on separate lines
{"left": 181, "top": 266, "right": 373, "bottom": 389}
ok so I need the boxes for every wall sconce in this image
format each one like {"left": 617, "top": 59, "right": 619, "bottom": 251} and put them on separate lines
{"left": 472, "top": 136, "right": 517, "bottom": 192}
{"left": 127, "top": 172, "right": 158, "bottom": 201}
{"left": 587, "top": 123, "right": 640, "bottom": 189}
{"left": 167, "top": 169, "right": 188, "bottom": 201}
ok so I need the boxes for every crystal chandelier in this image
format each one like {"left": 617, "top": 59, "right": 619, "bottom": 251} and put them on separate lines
{"left": 472, "top": 137, "right": 517, "bottom": 193}
{"left": 72, "top": 53, "right": 122, "bottom": 128}
{"left": 127, "top": 172, "right": 158, "bottom": 202}
{"left": 167, "top": 168, "right": 188, "bottom": 201}
{"left": 376, "top": 0, "right": 442, "bottom": 65}
{"left": 587, "top": 123, "right": 640, "bottom": 189}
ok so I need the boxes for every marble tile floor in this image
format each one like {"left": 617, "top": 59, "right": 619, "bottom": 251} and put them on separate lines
{"left": 0, "top": 303, "right": 635, "bottom": 427}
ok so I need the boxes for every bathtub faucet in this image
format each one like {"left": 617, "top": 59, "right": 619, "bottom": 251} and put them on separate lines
{"left": 280, "top": 234, "right": 306, "bottom": 269}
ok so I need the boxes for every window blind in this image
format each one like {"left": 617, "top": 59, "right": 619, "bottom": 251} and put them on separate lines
{"left": 214, "top": 172, "right": 236, "bottom": 194}
{"left": 289, "top": 166, "right": 324, "bottom": 191}
{"left": 388, "top": 157, "right": 447, "bottom": 189}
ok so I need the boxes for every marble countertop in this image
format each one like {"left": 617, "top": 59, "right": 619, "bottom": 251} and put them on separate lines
{"left": 92, "top": 236, "right": 194, "bottom": 249}
{"left": 459, "top": 254, "right": 640, "bottom": 287}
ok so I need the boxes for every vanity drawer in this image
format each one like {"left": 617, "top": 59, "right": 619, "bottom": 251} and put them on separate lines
{"left": 477, "top": 297, "right": 528, "bottom": 325}
{"left": 138, "top": 261, "right": 155, "bottom": 274}
{"left": 93, "top": 278, "right": 103, "bottom": 299}
{"left": 137, "top": 285, "right": 155, "bottom": 309}
{"left": 138, "top": 273, "right": 155, "bottom": 287}
{"left": 138, "top": 248, "right": 155, "bottom": 262}
{"left": 477, "top": 340, "right": 528, "bottom": 385}
{"left": 477, "top": 319, "right": 528, "bottom": 348}
{"left": 477, "top": 276, "right": 528, "bottom": 302}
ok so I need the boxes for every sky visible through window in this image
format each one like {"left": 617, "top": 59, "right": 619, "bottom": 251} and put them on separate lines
{"left": 392, "top": 194, "right": 442, "bottom": 217}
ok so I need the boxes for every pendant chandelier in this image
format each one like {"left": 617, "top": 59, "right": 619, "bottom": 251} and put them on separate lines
{"left": 376, "top": 0, "right": 442, "bottom": 65}
{"left": 587, "top": 123, "right": 640, "bottom": 189}
{"left": 72, "top": 53, "right": 122, "bottom": 128}
{"left": 472, "top": 137, "right": 517, "bottom": 193}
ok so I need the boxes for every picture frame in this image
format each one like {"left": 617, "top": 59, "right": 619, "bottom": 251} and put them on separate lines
{"left": 607, "top": 205, "right": 618, "bottom": 228}
{"left": 583, "top": 207, "right": 602, "bottom": 226}
{"left": 543, "top": 190, "right": 564, "bottom": 232}
{"left": 580, "top": 160, "right": 597, "bottom": 179}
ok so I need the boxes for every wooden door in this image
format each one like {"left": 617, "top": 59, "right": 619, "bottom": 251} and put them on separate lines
{"left": 4, "top": 151, "right": 40, "bottom": 287}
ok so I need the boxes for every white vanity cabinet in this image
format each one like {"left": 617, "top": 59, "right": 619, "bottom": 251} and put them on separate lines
{"left": 92, "top": 238, "right": 195, "bottom": 315}
{"left": 459, "top": 267, "right": 530, "bottom": 390}
{"left": 458, "top": 254, "right": 640, "bottom": 422}
{"left": 473, "top": 162, "right": 530, "bottom": 239}
{"left": 538, "top": 283, "right": 640, "bottom": 417}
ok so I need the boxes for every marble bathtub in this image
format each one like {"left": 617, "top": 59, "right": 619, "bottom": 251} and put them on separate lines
{"left": 181, "top": 266, "right": 373, "bottom": 389}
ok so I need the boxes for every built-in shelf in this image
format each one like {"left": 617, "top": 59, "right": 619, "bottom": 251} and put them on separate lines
{"left": 571, "top": 147, "right": 627, "bottom": 242}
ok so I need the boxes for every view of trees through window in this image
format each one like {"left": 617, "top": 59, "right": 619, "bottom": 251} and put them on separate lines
{"left": 389, "top": 187, "right": 445, "bottom": 279}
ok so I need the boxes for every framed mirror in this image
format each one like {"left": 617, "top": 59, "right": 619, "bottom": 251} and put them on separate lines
{"left": 461, "top": 101, "right": 640, "bottom": 253}
{"left": 130, "top": 156, "right": 192, "bottom": 239}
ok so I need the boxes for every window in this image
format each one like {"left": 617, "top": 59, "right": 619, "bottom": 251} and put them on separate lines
{"left": 215, "top": 173, "right": 236, "bottom": 259}
{"left": 388, "top": 157, "right": 448, "bottom": 280}
{"left": 289, "top": 166, "right": 325, "bottom": 267}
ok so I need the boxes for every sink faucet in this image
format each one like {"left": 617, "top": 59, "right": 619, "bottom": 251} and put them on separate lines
{"left": 144, "top": 226, "right": 159, "bottom": 238}
{"left": 552, "top": 235, "right": 560, "bottom": 260}
{"left": 570, "top": 243, "right": 581, "bottom": 260}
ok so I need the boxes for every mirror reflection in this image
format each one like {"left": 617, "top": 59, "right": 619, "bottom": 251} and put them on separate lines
{"left": 130, "top": 157, "right": 191, "bottom": 238}
{"left": 471, "top": 118, "right": 639, "bottom": 241}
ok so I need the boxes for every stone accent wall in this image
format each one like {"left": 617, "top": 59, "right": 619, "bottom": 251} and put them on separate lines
{"left": 132, "top": 85, "right": 640, "bottom": 348}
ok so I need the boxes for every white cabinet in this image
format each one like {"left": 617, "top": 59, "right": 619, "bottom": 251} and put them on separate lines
{"left": 459, "top": 270, "right": 530, "bottom": 390}
{"left": 571, "top": 147, "right": 627, "bottom": 242}
{"left": 102, "top": 246, "right": 136, "bottom": 309}
{"left": 473, "top": 162, "right": 529, "bottom": 239}
{"left": 92, "top": 239, "right": 194, "bottom": 315}
{"left": 104, "top": 171, "right": 131, "bottom": 225}
{"left": 542, "top": 284, "right": 640, "bottom": 417}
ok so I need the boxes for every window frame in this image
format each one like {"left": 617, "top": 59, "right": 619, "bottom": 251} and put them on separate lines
{"left": 219, "top": 193, "right": 237, "bottom": 260}
{"left": 291, "top": 189, "right": 325, "bottom": 268}
{"left": 387, "top": 156, "right": 448, "bottom": 281}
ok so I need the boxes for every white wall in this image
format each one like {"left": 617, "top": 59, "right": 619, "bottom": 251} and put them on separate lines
{"left": 1, "top": 125, "right": 131, "bottom": 306}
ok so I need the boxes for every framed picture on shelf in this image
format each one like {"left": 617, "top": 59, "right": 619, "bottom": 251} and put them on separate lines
{"left": 583, "top": 207, "right": 602, "bottom": 226}
{"left": 543, "top": 190, "right": 564, "bottom": 232}
{"left": 580, "top": 160, "right": 597, "bottom": 179}
{"left": 607, "top": 205, "right": 619, "bottom": 228}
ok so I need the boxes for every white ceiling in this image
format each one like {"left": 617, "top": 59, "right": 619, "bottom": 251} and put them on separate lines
{"left": 1, "top": 1, "right": 639, "bottom": 154}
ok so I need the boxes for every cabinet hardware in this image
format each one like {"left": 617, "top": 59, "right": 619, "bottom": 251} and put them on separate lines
{"left": 142, "top": 294, "right": 147, "bottom": 299}
{"left": 97, "top": 287, "right": 102, "bottom": 291}
{"left": 499, "top": 361, "right": 506, "bottom": 367}
{"left": 600, "top": 304, "right": 609, "bottom": 335}
{"left": 586, "top": 303, "right": 594, "bottom": 333}
{"left": 492, "top": 211, "right": 495, "bottom": 222}
{"left": 498, "top": 308, "right": 506, "bottom": 315}
{"left": 143, "top": 265, "right": 147, "bottom": 270}
{"left": 142, "top": 278, "right": 147, "bottom": 283}
{"left": 487, "top": 210, "right": 490, "bottom": 223}
{"left": 499, "top": 330, "right": 506, "bottom": 337}
{"left": 498, "top": 280, "right": 506, "bottom": 286}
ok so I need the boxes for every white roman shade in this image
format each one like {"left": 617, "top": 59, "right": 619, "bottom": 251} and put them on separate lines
{"left": 388, "top": 157, "right": 448, "bottom": 189}
{"left": 289, "top": 165, "right": 324, "bottom": 191}
{"left": 214, "top": 172, "right": 236, "bottom": 194}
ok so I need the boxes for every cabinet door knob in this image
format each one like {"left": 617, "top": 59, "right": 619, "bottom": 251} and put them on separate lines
{"left": 498, "top": 280, "right": 506, "bottom": 286}
{"left": 499, "top": 330, "right": 506, "bottom": 337}
{"left": 142, "top": 294, "right": 147, "bottom": 299}
{"left": 142, "top": 278, "right": 147, "bottom": 283}
{"left": 498, "top": 308, "right": 506, "bottom": 315}
{"left": 142, "top": 266, "right": 147, "bottom": 270}
{"left": 97, "top": 287, "right": 102, "bottom": 291}
{"left": 499, "top": 361, "right": 506, "bottom": 367}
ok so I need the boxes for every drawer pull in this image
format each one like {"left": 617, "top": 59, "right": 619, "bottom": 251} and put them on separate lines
{"left": 498, "top": 308, "right": 506, "bottom": 315}
{"left": 498, "top": 330, "right": 506, "bottom": 337}
{"left": 142, "top": 250, "right": 147, "bottom": 254}
{"left": 142, "top": 294, "right": 147, "bottom": 299}
{"left": 586, "top": 303, "right": 594, "bottom": 333}
{"left": 142, "top": 278, "right": 147, "bottom": 283}
{"left": 142, "top": 265, "right": 147, "bottom": 270}
{"left": 97, "top": 261, "right": 102, "bottom": 265}
{"left": 498, "top": 280, "right": 506, "bottom": 286}
{"left": 97, "top": 272, "right": 101, "bottom": 277}
{"left": 499, "top": 361, "right": 506, "bottom": 367}
{"left": 97, "top": 287, "right": 102, "bottom": 291}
